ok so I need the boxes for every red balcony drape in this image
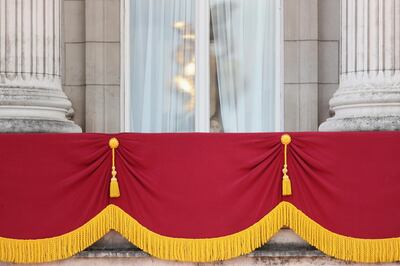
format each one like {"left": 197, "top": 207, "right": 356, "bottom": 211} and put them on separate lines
{"left": 0, "top": 132, "right": 400, "bottom": 263}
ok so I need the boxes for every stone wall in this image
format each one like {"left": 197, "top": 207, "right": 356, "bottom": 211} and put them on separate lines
{"left": 318, "top": 0, "right": 340, "bottom": 126}
{"left": 63, "top": 0, "right": 120, "bottom": 132}
{"left": 284, "top": 0, "right": 340, "bottom": 131}
{"left": 63, "top": 0, "right": 86, "bottom": 130}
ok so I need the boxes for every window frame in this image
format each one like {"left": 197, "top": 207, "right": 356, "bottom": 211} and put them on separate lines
{"left": 120, "top": 0, "right": 284, "bottom": 132}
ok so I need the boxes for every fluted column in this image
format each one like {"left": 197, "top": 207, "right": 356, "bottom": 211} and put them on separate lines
{"left": 0, "top": 0, "right": 81, "bottom": 132}
{"left": 320, "top": 0, "right": 400, "bottom": 131}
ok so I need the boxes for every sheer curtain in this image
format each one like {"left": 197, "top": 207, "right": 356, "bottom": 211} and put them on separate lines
{"left": 211, "top": 0, "right": 278, "bottom": 132}
{"left": 130, "top": 0, "right": 196, "bottom": 132}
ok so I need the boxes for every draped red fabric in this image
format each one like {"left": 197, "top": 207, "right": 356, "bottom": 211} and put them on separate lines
{"left": 0, "top": 132, "right": 399, "bottom": 241}
{"left": 287, "top": 132, "right": 400, "bottom": 239}
{"left": 0, "top": 134, "right": 110, "bottom": 238}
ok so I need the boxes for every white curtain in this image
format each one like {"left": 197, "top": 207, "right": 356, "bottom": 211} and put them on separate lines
{"left": 130, "top": 0, "right": 196, "bottom": 132}
{"left": 211, "top": 0, "right": 278, "bottom": 132}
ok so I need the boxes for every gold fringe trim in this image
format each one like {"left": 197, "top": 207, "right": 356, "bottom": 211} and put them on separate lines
{"left": 0, "top": 206, "right": 112, "bottom": 263}
{"left": 1, "top": 202, "right": 400, "bottom": 263}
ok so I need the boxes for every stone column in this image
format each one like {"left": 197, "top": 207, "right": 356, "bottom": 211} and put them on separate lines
{"left": 320, "top": 0, "right": 400, "bottom": 131}
{"left": 0, "top": 0, "right": 81, "bottom": 132}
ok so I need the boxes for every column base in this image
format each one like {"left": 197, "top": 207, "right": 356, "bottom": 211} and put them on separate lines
{"left": 319, "top": 72, "right": 400, "bottom": 131}
{"left": 319, "top": 116, "right": 400, "bottom": 131}
{"left": 0, "top": 119, "right": 82, "bottom": 133}
{"left": 0, "top": 81, "right": 82, "bottom": 133}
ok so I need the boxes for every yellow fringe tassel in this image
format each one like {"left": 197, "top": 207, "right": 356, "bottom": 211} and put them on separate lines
{"left": 1, "top": 202, "right": 400, "bottom": 264}
{"left": 110, "top": 177, "right": 120, "bottom": 198}
{"left": 282, "top": 177, "right": 292, "bottom": 196}
{"left": 109, "top": 138, "right": 120, "bottom": 198}
{"left": 281, "top": 134, "right": 292, "bottom": 196}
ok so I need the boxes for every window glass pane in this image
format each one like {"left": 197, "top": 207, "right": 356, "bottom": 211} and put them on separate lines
{"left": 130, "top": 0, "right": 196, "bottom": 132}
{"left": 210, "top": 0, "right": 279, "bottom": 132}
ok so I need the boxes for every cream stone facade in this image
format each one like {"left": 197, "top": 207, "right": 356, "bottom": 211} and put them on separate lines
{"left": 61, "top": 0, "right": 341, "bottom": 133}
{"left": 0, "top": 0, "right": 341, "bottom": 133}
{"left": 1, "top": 0, "right": 400, "bottom": 265}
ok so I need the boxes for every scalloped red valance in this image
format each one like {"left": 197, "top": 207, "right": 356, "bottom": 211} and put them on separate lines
{"left": 1, "top": 132, "right": 400, "bottom": 263}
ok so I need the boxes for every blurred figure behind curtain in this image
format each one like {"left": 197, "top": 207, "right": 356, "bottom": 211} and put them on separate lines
{"left": 211, "top": 0, "right": 278, "bottom": 132}
{"left": 130, "top": 0, "right": 196, "bottom": 132}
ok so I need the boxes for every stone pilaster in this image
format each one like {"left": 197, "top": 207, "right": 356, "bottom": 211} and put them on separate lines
{"left": 320, "top": 0, "right": 400, "bottom": 131}
{"left": 0, "top": 0, "right": 81, "bottom": 132}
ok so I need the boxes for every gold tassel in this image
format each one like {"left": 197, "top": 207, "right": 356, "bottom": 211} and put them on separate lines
{"left": 109, "top": 137, "right": 120, "bottom": 198}
{"left": 110, "top": 177, "right": 120, "bottom": 198}
{"left": 282, "top": 176, "right": 292, "bottom": 196}
{"left": 281, "top": 134, "right": 292, "bottom": 196}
